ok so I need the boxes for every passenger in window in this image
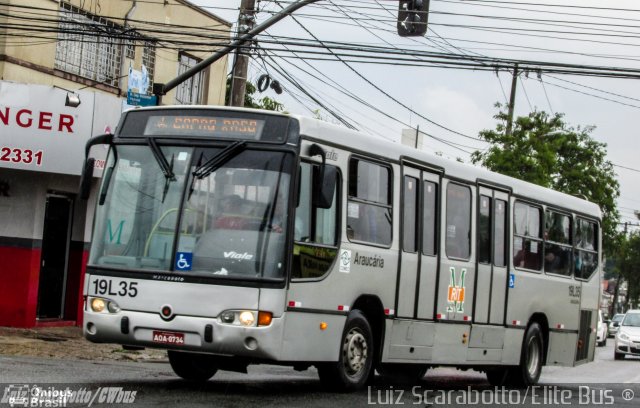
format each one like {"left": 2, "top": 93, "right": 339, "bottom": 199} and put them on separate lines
{"left": 544, "top": 248, "right": 564, "bottom": 273}
{"left": 514, "top": 241, "right": 541, "bottom": 270}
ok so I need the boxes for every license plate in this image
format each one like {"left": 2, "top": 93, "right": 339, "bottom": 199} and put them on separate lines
{"left": 152, "top": 330, "right": 185, "bottom": 345}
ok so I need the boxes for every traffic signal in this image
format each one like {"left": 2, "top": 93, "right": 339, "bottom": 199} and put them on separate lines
{"left": 397, "top": 0, "right": 430, "bottom": 37}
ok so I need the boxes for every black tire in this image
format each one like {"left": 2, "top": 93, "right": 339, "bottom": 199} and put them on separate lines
{"left": 317, "top": 310, "right": 374, "bottom": 392}
{"left": 603, "top": 337, "right": 607, "bottom": 347}
{"left": 168, "top": 350, "right": 218, "bottom": 382}
{"left": 486, "top": 367, "right": 510, "bottom": 386}
{"left": 378, "top": 364, "right": 428, "bottom": 384}
{"left": 614, "top": 352, "right": 624, "bottom": 360}
{"left": 511, "top": 322, "right": 544, "bottom": 387}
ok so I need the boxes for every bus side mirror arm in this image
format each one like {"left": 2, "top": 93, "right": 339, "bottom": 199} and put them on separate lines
{"left": 79, "top": 133, "right": 113, "bottom": 200}
{"left": 308, "top": 144, "right": 336, "bottom": 209}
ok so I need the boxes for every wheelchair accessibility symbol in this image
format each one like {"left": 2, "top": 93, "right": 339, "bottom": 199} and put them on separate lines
{"left": 175, "top": 252, "right": 192, "bottom": 271}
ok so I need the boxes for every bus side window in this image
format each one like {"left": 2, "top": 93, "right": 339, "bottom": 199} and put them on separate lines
{"left": 574, "top": 218, "right": 598, "bottom": 280}
{"left": 544, "top": 210, "right": 572, "bottom": 276}
{"left": 292, "top": 161, "right": 340, "bottom": 279}
{"left": 513, "top": 202, "right": 542, "bottom": 271}
{"left": 445, "top": 183, "right": 471, "bottom": 259}
{"left": 347, "top": 158, "right": 392, "bottom": 246}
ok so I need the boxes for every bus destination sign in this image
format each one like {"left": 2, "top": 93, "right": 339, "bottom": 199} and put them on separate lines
{"left": 143, "top": 116, "right": 266, "bottom": 140}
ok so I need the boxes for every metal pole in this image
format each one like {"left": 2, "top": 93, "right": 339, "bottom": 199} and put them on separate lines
{"left": 505, "top": 64, "right": 518, "bottom": 137}
{"left": 230, "top": 0, "right": 257, "bottom": 107}
{"left": 153, "top": 0, "right": 322, "bottom": 101}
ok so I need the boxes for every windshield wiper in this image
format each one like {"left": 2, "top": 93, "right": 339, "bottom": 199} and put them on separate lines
{"left": 147, "top": 138, "right": 175, "bottom": 180}
{"left": 147, "top": 138, "right": 175, "bottom": 203}
{"left": 193, "top": 141, "right": 247, "bottom": 179}
{"left": 188, "top": 141, "right": 247, "bottom": 199}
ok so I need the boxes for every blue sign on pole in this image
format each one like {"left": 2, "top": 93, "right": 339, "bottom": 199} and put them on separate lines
{"left": 127, "top": 90, "right": 158, "bottom": 107}
{"left": 509, "top": 273, "right": 515, "bottom": 289}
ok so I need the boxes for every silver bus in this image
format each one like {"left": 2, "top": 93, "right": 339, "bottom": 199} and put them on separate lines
{"left": 81, "top": 106, "right": 601, "bottom": 391}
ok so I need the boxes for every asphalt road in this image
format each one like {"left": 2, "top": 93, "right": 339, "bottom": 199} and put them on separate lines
{"left": 1, "top": 342, "right": 638, "bottom": 407}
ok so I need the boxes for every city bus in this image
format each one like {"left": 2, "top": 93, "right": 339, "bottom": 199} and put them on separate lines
{"left": 81, "top": 106, "right": 601, "bottom": 391}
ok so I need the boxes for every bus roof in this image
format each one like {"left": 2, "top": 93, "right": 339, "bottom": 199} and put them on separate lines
{"left": 294, "top": 114, "right": 602, "bottom": 220}
{"left": 127, "top": 106, "right": 601, "bottom": 219}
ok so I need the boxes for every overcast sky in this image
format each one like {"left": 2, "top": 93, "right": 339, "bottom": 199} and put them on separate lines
{"left": 194, "top": 0, "right": 640, "bottom": 229}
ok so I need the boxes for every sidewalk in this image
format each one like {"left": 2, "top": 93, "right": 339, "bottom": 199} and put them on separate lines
{"left": 0, "top": 326, "right": 166, "bottom": 362}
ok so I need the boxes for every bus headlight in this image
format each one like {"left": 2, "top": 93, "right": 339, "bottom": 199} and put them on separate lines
{"left": 107, "top": 300, "right": 121, "bottom": 313}
{"left": 89, "top": 297, "right": 120, "bottom": 314}
{"left": 90, "top": 298, "right": 106, "bottom": 313}
{"left": 221, "top": 311, "right": 236, "bottom": 324}
{"left": 239, "top": 311, "right": 255, "bottom": 326}
{"left": 218, "top": 310, "right": 272, "bottom": 327}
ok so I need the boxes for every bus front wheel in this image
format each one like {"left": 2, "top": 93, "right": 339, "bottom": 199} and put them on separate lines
{"left": 317, "top": 310, "right": 374, "bottom": 391}
{"left": 168, "top": 350, "right": 218, "bottom": 382}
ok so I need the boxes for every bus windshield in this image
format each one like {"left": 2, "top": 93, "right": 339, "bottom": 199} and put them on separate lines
{"left": 89, "top": 144, "right": 293, "bottom": 280}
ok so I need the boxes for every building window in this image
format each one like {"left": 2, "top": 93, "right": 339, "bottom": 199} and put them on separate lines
{"left": 347, "top": 158, "right": 392, "bottom": 246}
{"left": 175, "top": 53, "right": 205, "bottom": 105}
{"left": 54, "top": 4, "right": 122, "bottom": 87}
{"left": 445, "top": 183, "right": 471, "bottom": 259}
{"left": 142, "top": 41, "right": 157, "bottom": 93}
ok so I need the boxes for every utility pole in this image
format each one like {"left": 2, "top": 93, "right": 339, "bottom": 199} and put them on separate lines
{"left": 230, "top": 0, "right": 257, "bottom": 107}
{"left": 153, "top": 0, "right": 321, "bottom": 103}
{"left": 505, "top": 64, "right": 519, "bottom": 137}
{"left": 415, "top": 125, "right": 420, "bottom": 149}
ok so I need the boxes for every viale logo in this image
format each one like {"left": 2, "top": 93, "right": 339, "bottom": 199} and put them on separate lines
{"left": 224, "top": 251, "right": 254, "bottom": 260}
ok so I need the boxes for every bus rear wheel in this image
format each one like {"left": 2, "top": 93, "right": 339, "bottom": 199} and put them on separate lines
{"left": 317, "top": 310, "right": 374, "bottom": 391}
{"left": 512, "top": 322, "right": 544, "bottom": 387}
{"left": 168, "top": 350, "right": 218, "bottom": 382}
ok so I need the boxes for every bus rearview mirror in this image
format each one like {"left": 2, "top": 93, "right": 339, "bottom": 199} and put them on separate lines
{"left": 314, "top": 165, "right": 336, "bottom": 209}
{"left": 79, "top": 158, "right": 95, "bottom": 200}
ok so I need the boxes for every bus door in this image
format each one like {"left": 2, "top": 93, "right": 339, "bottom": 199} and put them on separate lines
{"left": 397, "top": 165, "right": 439, "bottom": 319}
{"left": 436, "top": 180, "right": 475, "bottom": 322}
{"left": 474, "top": 186, "right": 509, "bottom": 325}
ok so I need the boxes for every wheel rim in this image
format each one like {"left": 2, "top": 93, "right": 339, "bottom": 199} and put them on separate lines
{"left": 526, "top": 336, "right": 541, "bottom": 378}
{"left": 342, "top": 328, "right": 368, "bottom": 377}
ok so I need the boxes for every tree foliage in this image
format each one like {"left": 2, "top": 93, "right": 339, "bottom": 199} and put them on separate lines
{"left": 616, "top": 233, "right": 640, "bottom": 309}
{"left": 225, "top": 79, "right": 284, "bottom": 112}
{"left": 471, "top": 104, "right": 620, "bottom": 256}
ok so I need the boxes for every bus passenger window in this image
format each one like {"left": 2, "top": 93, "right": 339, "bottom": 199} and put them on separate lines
{"left": 347, "top": 158, "right": 392, "bottom": 246}
{"left": 513, "top": 202, "right": 542, "bottom": 271}
{"left": 403, "top": 176, "right": 419, "bottom": 253}
{"left": 422, "top": 181, "right": 438, "bottom": 256}
{"left": 478, "top": 195, "right": 491, "bottom": 264}
{"left": 575, "top": 218, "right": 598, "bottom": 280}
{"left": 291, "top": 161, "right": 340, "bottom": 279}
{"left": 445, "top": 183, "right": 471, "bottom": 259}
{"left": 544, "top": 210, "right": 572, "bottom": 276}
{"left": 493, "top": 199, "right": 507, "bottom": 267}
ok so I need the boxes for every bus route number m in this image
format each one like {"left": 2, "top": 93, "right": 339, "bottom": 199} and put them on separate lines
{"left": 447, "top": 267, "right": 466, "bottom": 313}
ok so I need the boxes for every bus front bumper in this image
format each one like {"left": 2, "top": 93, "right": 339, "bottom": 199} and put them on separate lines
{"left": 83, "top": 309, "right": 285, "bottom": 361}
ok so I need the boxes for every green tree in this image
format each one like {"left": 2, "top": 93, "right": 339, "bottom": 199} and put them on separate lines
{"left": 617, "top": 232, "right": 640, "bottom": 309}
{"left": 471, "top": 104, "right": 620, "bottom": 256}
{"left": 225, "top": 79, "right": 284, "bottom": 112}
